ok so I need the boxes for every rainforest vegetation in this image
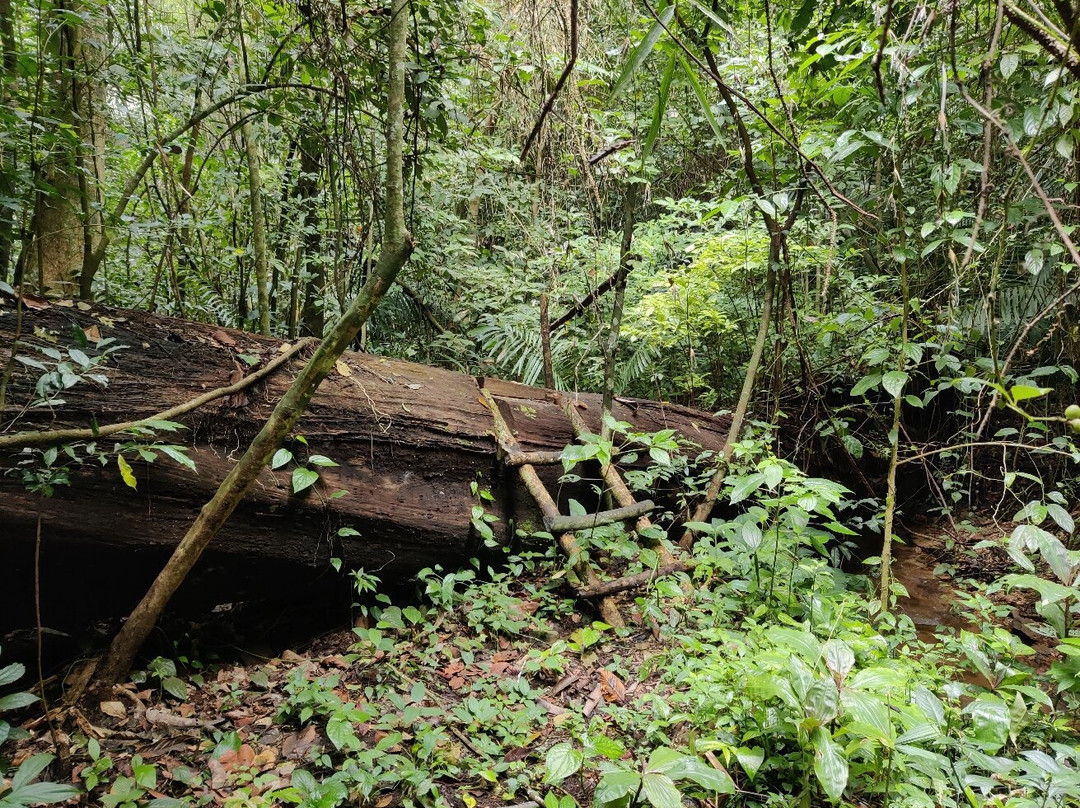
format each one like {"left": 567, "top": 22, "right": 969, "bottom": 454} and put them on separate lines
{"left": 5, "top": 0, "right": 1080, "bottom": 805}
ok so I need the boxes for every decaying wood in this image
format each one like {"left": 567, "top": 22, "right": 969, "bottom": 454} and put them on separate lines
{"left": 481, "top": 388, "right": 624, "bottom": 627}
{"left": 576, "top": 561, "right": 696, "bottom": 598}
{"left": 544, "top": 500, "right": 654, "bottom": 533}
{"left": 503, "top": 450, "right": 563, "bottom": 467}
{"left": 0, "top": 337, "right": 317, "bottom": 450}
{"left": 0, "top": 300, "right": 730, "bottom": 611}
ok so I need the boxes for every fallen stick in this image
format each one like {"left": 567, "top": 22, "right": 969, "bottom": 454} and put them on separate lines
{"left": 0, "top": 337, "right": 316, "bottom": 450}
{"left": 575, "top": 560, "right": 696, "bottom": 598}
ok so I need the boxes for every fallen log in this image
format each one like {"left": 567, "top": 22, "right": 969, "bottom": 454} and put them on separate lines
{"left": 0, "top": 299, "right": 730, "bottom": 616}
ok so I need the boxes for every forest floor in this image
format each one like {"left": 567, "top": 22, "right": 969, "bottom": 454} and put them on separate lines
{"left": 4, "top": 513, "right": 1059, "bottom": 807}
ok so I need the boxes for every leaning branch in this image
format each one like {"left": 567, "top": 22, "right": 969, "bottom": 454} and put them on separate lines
{"left": 550, "top": 264, "right": 630, "bottom": 332}
{"left": 0, "top": 338, "right": 316, "bottom": 450}
{"left": 89, "top": 0, "right": 415, "bottom": 688}
{"left": 519, "top": 0, "right": 578, "bottom": 162}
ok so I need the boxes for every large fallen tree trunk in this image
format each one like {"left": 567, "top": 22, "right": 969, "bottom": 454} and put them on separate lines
{"left": 0, "top": 300, "right": 730, "bottom": 614}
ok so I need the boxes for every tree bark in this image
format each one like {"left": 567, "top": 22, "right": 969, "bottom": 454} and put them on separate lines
{"left": 0, "top": 301, "right": 731, "bottom": 630}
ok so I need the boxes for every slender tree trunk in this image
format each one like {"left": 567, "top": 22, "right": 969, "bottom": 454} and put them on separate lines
{"left": 679, "top": 241, "right": 777, "bottom": 548}
{"left": 539, "top": 293, "right": 554, "bottom": 388}
{"left": 0, "top": 0, "right": 16, "bottom": 283}
{"left": 21, "top": 0, "right": 85, "bottom": 294}
{"left": 234, "top": 3, "right": 269, "bottom": 333}
{"left": 242, "top": 118, "right": 270, "bottom": 333}
{"left": 90, "top": 0, "right": 414, "bottom": 689}
{"left": 600, "top": 183, "right": 638, "bottom": 442}
{"left": 291, "top": 126, "right": 322, "bottom": 338}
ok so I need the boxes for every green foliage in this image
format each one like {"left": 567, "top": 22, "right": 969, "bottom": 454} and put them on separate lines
{"left": 0, "top": 648, "right": 81, "bottom": 807}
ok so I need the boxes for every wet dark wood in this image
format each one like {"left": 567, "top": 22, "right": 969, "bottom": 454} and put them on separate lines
{"left": 0, "top": 300, "right": 730, "bottom": 591}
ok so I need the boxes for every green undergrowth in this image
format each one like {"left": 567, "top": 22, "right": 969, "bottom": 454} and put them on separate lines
{"left": 14, "top": 441, "right": 1080, "bottom": 808}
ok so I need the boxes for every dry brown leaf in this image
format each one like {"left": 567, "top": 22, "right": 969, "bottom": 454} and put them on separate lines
{"left": 281, "top": 725, "right": 319, "bottom": 760}
{"left": 211, "top": 329, "right": 237, "bottom": 346}
{"left": 448, "top": 675, "right": 466, "bottom": 690}
{"left": 335, "top": 360, "right": 352, "bottom": 377}
{"left": 599, "top": 670, "right": 626, "bottom": 704}
{"left": 206, "top": 757, "right": 228, "bottom": 790}
{"left": 252, "top": 747, "right": 277, "bottom": 769}
{"left": 83, "top": 324, "right": 101, "bottom": 342}
{"left": 441, "top": 659, "right": 464, "bottom": 675}
{"left": 99, "top": 701, "right": 126, "bottom": 718}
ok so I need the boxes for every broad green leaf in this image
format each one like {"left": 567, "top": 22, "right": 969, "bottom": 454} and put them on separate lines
{"left": 594, "top": 769, "right": 641, "bottom": 805}
{"left": 0, "top": 663, "right": 25, "bottom": 688}
{"left": 1023, "top": 105, "right": 1042, "bottom": 137}
{"left": 841, "top": 689, "right": 894, "bottom": 745}
{"left": 326, "top": 716, "right": 359, "bottom": 750}
{"left": 812, "top": 727, "right": 848, "bottom": 802}
{"left": 762, "top": 463, "right": 784, "bottom": 490}
{"left": 308, "top": 454, "right": 339, "bottom": 467}
{"left": 912, "top": 685, "right": 945, "bottom": 728}
{"left": 611, "top": 5, "right": 675, "bottom": 99}
{"left": 848, "top": 665, "right": 906, "bottom": 691}
{"left": 966, "top": 697, "right": 1010, "bottom": 753}
{"left": 1034, "top": 530, "right": 1077, "bottom": 586}
{"left": 561, "top": 442, "right": 600, "bottom": 471}
{"left": 729, "top": 472, "right": 765, "bottom": 504}
{"left": 1046, "top": 503, "right": 1075, "bottom": 533}
{"left": 736, "top": 747, "right": 764, "bottom": 781}
{"left": 7, "top": 781, "right": 82, "bottom": 803}
{"left": 1002, "top": 574, "right": 1074, "bottom": 606}
{"left": 0, "top": 691, "right": 38, "bottom": 712}
{"left": 1057, "top": 133, "right": 1074, "bottom": 159}
{"left": 157, "top": 446, "right": 196, "bottom": 472}
{"left": 161, "top": 676, "right": 188, "bottom": 700}
{"left": 641, "top": 771, "right": 682, "bottom": 808}
{"left": 646, "top": 747, "right": 686, "bottom": 774}
{"left": 117, "top": 454, "right": 137, "bottom": 490}
{"left": 668, "top": 757, "right": 734, "bottom": 794}
{"left": 766, "top": 627, "right": 821, "bottom": 663}
{"left": 587, "top": 733, "right": 626, "bottom": 761}
{"left": 881, "top": 370, "right": 909, "bottom": 399}
{"left": 805, "top": 679, "right": 839, "bottom": 724}
{"left": 11, "top": 753, "right": 55, "bottom": 791}
{"left": 291, "top": 467, "right": 320, "bottom": 494}
{"left": 1000, "top": 52, "right": 1019, "bottom": 78}
{"left": 863, "top": 346, "right": 891, "bottom": 365}
{"left": 543, "top": 742, "right": 583, "bottom": 785}
{"left": 895, "top": 723, "right": 939, "bottom": 745}
{"left": 851, "top": 373, "right": 880, "bottom": 396}
{"left": 271, "top": 448, "right": 293, "bottom": 469}
{"left": 823, "top": 639, "right": 854, "bottom": 681}
{"left": 1009, "top": 384, "right": 1050, "bottom": 402}
{"left": 649, "top": 446, "right": 672, "bottom": 466}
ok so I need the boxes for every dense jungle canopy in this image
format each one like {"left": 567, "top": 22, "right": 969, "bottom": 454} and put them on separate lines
{"left": 7, "top": 0, "right": 1080, "bottom": 806}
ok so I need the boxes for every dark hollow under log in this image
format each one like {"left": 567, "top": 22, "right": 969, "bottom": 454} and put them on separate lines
{"left": 0, "top": 298, "right": 730, "bottom": 632}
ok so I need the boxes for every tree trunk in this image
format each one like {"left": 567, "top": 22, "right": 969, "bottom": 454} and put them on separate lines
{"left": 0, "top": 301, "right": 731, "bottom": 616}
